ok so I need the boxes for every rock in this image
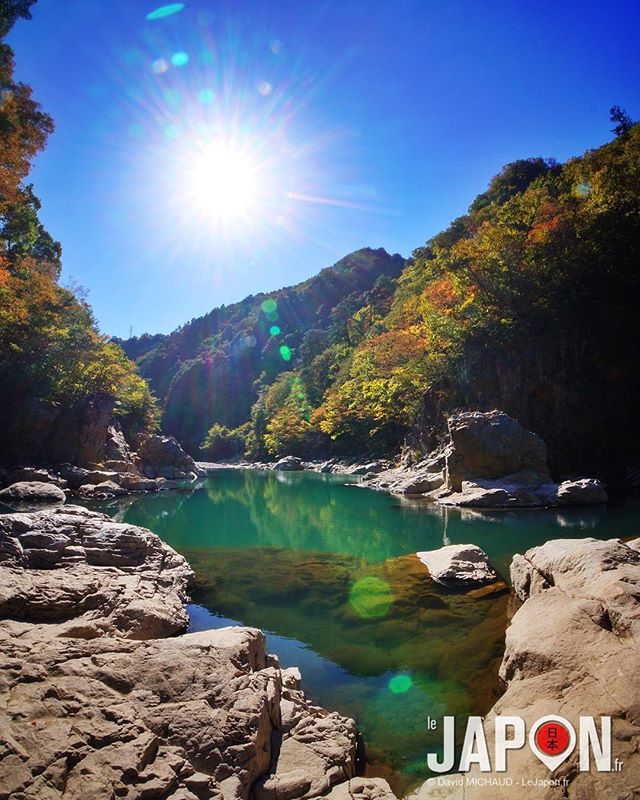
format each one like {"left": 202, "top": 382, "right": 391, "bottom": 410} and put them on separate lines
{"left": 51, "top": 463, "right": 91, "bottom": 489}
{"left": 78, "top": 480, "right": 128, "bottom": 498}
{"left": 274, "top": 456, "right": 304, "bottom": 472}
{"left": 396, "top": 472, "right": 444, "bottom": 495}
{"left": 0, "top": 505, "right": 192, "bottom": 638}
{"left": 254, "top": 670, "right": 357, "bottom": 800}
{"left": 416, "top": 544, "right": 499, "bottom": 586}
{"left": 324, "top": 778, "right": 397, "bottom": 800}
{"left": 6, "top": 467, "right": 67, "bottom": 488}
{"left": 556, "top": 477, "right": 608, "bottom": 505}
{"left": 0, "top": 481, "right": 66, "bottom": 505}
{"left": 103, "top": 459, "right": 137, "bottom": 473}
{"left": 0, "top": 508, "right": 361, "bottom": 800}
{"left": 118, "top": 473, "right": 161, "bottom": 492}
{"left": 136, "top": 434, "right": 200, "bottom": 480}
{"left": 444, "top": 410, "right": 550, "bottom": 492}
{"left": 0, "top": 626, "right": 357, "bottom": 800}
{"left": 104, "top": 423, "right": 136, "bottom": 464}
{"left": 425, "top": 536, "right": 640, "bottom": 798}
{"left": 347, "top": 461, "right": 387, "bottom": 476}
{"left": 85, "top": 469, "right": 122, "bottom": 485}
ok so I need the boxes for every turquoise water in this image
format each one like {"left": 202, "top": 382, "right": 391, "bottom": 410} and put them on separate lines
{"left": 91, "top": 470, "right": 640, "bottom": 794}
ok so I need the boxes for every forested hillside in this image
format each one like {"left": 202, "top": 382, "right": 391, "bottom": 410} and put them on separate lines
{"left": 117, "top": 248, "right": 405, "bottom": 454}
{"left": 126, "top": 122, "right": 640, "bottom": 480}
{"left": 0, "top": 1, "right": 158, "bottom": 465}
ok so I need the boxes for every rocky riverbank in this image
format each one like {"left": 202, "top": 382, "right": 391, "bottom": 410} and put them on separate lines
{"left": 359, "top": 410, "right": 607, "bottom": 509}
{"left": 408, "top": 535, "right": 640, "bottom": 799}
{"left": 0, "top": 505, "right": 397, "bottom": 800}
{"left": 0, "top": 432, "right": 203, "bottom": 505}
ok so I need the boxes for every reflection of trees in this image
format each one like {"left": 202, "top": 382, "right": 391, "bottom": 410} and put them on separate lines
{"left": 188, "top": 544, "right": 508, "bottom": 713}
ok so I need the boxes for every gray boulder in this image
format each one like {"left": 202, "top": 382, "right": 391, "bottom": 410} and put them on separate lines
{"left": 444, "top": 410, "right": 550, "bottom": 492}
{"left": 135, "top": 434, "right": 200, "bottom": 480}
{"left": 416, "top": 544, "right": 499, "bottom": 586}
{"left": 0, "top": 505, "right": 192, "bottom": 638}
{"left": 274, "top": 456, "right": 304, "bottom": 471}
{"left": 0, "top": 481, "right": 66, "bottom": 505}
{"left": 6, "top": 467, "right": 67, "bottom": 488}
{"left": 78, "top": 480, "right": 128, "bottom": 499}
{"left": 0, "top": 507, "right": 360, "bottom": 800}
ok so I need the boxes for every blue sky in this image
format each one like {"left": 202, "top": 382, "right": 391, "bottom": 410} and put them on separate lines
{"left": 9, "top": 0, "right": 640, "bottom": 338}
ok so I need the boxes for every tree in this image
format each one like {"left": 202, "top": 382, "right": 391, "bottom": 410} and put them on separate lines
{"left": 609, "top": 106, "right": 634, "bottom": 137}
{"left": 0, "top": 0, "right": 35, "bottom": 38}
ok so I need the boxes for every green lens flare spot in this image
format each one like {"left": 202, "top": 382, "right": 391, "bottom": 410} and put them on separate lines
{"left": 349, "top": 577, "right": 394, "bottom": 619}
{"left": 269, "top": 325, "right": 281, "bottom": 336}
{"left": 261, "top": 298, "right": 277, "bottom": 314}
{"left": 388, "top": 674, "right": 413, "bottom": 694}
{"left": 198, "top": 88, "right": 214, "bottom": 104}
{"left": 171, "top": 51, "right": 189, "bottom": 67}
{"left": 279, "top": 345, "right": 292, "bottom": 362}
{"left": 147, "top": 4, "right": 185, "bottom": 21}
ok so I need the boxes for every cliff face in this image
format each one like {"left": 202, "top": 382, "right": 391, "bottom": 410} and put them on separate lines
{"left": 415, "top": 332, "right": 640, "bottom": 483}
{"left": 1, "top": 394, "right": 117, "bottom": 468}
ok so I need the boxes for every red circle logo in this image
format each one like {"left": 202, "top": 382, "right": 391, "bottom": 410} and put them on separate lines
{"left": 534, "top": 720, "right": 571, "bottom": 756}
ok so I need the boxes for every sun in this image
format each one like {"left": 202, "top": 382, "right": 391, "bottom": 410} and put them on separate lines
{"left": 188, "top": 140, "right": 259, "bottom": 221}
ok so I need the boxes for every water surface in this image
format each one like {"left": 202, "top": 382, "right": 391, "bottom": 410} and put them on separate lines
{"left": 91, "top": 470, "right": 640, "bottom": 794}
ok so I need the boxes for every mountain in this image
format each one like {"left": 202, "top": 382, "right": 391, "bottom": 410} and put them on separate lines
{"left": 115, "top": 247, "right": 406, "bottom": 454}
{"left": 120, "top": 125, "right": 640, "bottom": 484}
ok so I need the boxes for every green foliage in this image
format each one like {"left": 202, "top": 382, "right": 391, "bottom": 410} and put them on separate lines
{"left": 610, "top": 105, "right": 634, "bottom": 137}
{"left": 201, "top": 422, "right": 248, "bottom": 460}
{"left": 129, "top": 248, "right": 405, "bottom": 453}
{"left": 0, "top": 7, "right": 158, "bottom": 458}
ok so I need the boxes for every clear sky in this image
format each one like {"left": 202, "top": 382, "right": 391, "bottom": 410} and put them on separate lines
{"left": 9, "top": 0, "right": 640, "bottom": 338}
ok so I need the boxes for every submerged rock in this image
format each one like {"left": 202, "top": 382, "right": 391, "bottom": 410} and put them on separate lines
{"left": 416, "top": 544, "right": 499, "bottom": 587}
{"left": 0, "top": 480, "right": 66, "bottom": 505}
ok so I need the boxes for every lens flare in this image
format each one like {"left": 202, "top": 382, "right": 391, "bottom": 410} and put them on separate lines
{"left": 389, "top": 674, "right": 413, "bottom": 694}
{"left": 146, "top": 4, "right": 185, "bottom": 21}
{"left": 171, "top": 51, "right": 190, "bottom": 67}
{"left": 279, "top": 345, "right": 292, "bottom": 362}
{"left": 349, "top": 577, "right": 394, "bottom": 619}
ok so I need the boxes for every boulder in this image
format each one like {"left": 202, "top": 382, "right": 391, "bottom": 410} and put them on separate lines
{"left": 118, "top": 473, "right": 161, "bottom": 492}
{"left": 135, "top": 434, "right": 200, "bottom": 480}
{"left": 347, "top": 461, "right": 387, "bottom": 476}
{"left": 51, "top": 463, "right": 91, "bottom": 489}
{"left": 416, "top": 544, "right": 499, "bottom": 586}
{"left": 0, "top": 481, "right": 66, "bottom": 505}
{"left": 556, "top": 477, "right": 608, "bottom": 505}
{"left": 444, "top": 410, "right": 550, "bottom": 492}
{"left": 78, "top": 480, "right": 128, "bottom": 498}
{"left": 6, "top": 467, "right": 67, "bottom": 488}
{"left": 0, "top": 508, "right": 360, "bottom": 800}
{"left": 0, "top": 505, "right": 192, "bottom": 638}
{"left": 274, "top": 456, "right": 304, "bottom": 471}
